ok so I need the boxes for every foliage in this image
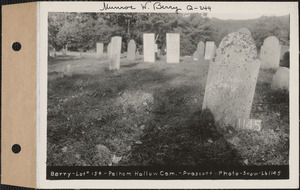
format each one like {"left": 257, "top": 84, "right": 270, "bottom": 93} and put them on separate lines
{"left": 48, "top": 13, "right": 290, "bottom": 54}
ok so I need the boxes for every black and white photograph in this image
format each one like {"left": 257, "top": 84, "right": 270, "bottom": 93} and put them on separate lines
{"left": 42, "top": 1, "right": 297, "bottom": 186}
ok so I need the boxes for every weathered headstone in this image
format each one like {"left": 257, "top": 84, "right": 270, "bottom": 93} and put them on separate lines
{"left": 271, "top": 67, "right": 289, "bottom": 91}
{"left": 202, "top": 32, "right": 261, "bottom": 129}
{"left": 143, "top": 33, "right": 155, "bottom": 63}
{"left": 107, "top": 43, "right": 112, "bottom": 58}
{"left": 64, "top": 64, "right": 73, "bottom": 77}
{"left": 135, "top": 51, "right": 140, "bottom": 60}
{"left": 157, "top": 49, "right": 161, "bottom": 56}
{"left": 127, "top": 39, "right": 136, "bottom": 61}
{"left": 237, "top": 28, "right": 251, "bottom": 35}
{"left": 280, "top": 45, "right": 289, "bottom": 60}
{"left": 260, "top": 36, "right": 281, "bottom": 68}
{"left": 96, "top": 43, "right": 104, "bottom": 58}
{"left": 62, "top": 48, "right": 67, "bottom": 56}
{"left": 204, "top": 41, "right": 216, "bottom": 60}
{"left": 154, "top": 44, "right": 158, "bottom": 53}
{"left": 166, "top": 33, "right": 180, "bottom": 63}
{"left": 281, "top": 51, "right": 290, "bottom": 68}
{"left": 193, "top": 51, "right": 198, "bottom": 61}
{"left": 109, "top": 36, "right": 122, "bottom": 70}
{"left": 197, "top": 41, "right": 205, "bottom": 61}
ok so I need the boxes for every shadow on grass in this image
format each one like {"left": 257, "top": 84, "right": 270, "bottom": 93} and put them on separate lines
{"left": 124, "top": 84, "right": 243, "bottom": 166}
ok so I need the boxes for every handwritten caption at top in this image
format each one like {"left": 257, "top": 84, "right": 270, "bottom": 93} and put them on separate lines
{"left": 99, "top": 2, "right": 212, "bottom": 14}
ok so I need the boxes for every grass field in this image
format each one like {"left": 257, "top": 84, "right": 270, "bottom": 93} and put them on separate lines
{"left": 47, "top": 54, "right": 289, "bottom": 166}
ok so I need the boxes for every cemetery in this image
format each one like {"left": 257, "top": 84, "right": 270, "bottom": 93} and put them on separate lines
{"left": 47, "top": 13, "right": 290, "bottom": 167}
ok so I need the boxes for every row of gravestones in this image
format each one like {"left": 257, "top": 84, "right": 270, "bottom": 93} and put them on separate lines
{"left": 193, "top": 41, "right": 217, "bottom": 61}
{"left": 95, "top": 33, "right": 182, "bottom": 70}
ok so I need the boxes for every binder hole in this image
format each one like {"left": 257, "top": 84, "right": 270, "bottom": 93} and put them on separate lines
{"left": 12, "top": 144, "right": 21, "bottom": 154}
{"left": 12, "top": 42, "right": 21, "bottom": 51}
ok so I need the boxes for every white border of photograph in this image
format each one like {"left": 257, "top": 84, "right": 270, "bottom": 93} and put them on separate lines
{"left": 38, "top": 1, "right": 299, "bottom": 189}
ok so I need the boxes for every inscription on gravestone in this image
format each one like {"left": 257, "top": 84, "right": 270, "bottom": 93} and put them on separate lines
{"left": 260, "top": 36, "right": 281, "bottom": 68}
{"left": 127, "top": 39, "right": 136, "bottom": 61}
{"left": 202, "top": 32, "right": 261, "bottom": 129}
{"left": 166, "top": 33, "right": 180, "bottom": 63}
{"left": 109, "top": 36, "right": 122, "bottom": 70}
{"left": 96, "top": 43, "right": 104, "bottom": 58}
{"left": 204, "top": 41, "right": 216, "bottom": 60}
{"left": 143, "top": 33, "right": 155, "bottom": 63}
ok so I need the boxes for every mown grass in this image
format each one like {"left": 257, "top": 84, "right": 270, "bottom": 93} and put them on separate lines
{"left": 47, "top": 56, "right": 289, "bottom": 166}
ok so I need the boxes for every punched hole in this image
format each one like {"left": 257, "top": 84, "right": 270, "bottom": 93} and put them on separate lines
{"left": 12, "top": 144, "right": 21, "bottom": 154}
{"left": 12, "top": 42, "right": 21, "bottom": 51}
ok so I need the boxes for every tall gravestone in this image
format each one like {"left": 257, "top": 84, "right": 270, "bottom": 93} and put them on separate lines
{"left": 202, "top": 32, "right": 261, "bottom": 129}
{"left": 109, "top": 37, "right": 122, "bottom": 70}
{"left": 260, "top": 36, "right": 281, "bottom": 68}
{"left": 143, "top": 33, "right": 155, "bottom": 63}
{"left": 127, "top": 40, "right": 136, "bottom": 61}
{"left": 197, "top": 41, "right": 205, "bottom": 61}
{"left": 204, "top": 41, "right": 216, "bottom": 60}
{"left": 166, "top": 33, "right": 180, "bottom": 63}
{"left": 96, "top": 43, "right": 104, "bottom": 58}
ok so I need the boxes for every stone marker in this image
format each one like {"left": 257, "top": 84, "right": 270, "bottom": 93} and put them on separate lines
{"left": 135, "top": 51, "right": 140, "bottom": 60}
{"left": 237, "top": 28, "right": 251, "bottom": 35}
{"left": 166, "top": 33, "right": 180, "bottom": 63}
{"left": 143, "top": 33, "right": 155, "bottom": 63}
{"left": 202, "top": 32, "right": 261, "bottom": 129}
{"left": 109, "top": 36, "right": 122, "bottom": 70}
{"left": 64, "top": 64, "right": 73, "bottom": 77}
{"left": 127, "top": 39, "right": 136, "bottom": 61}
{"left": 271, "top": 67, "right": 289, "bottom": 91}
{"left": 281, "top": 51, "right": 290, "bottom": 68}
{"left": 157, "top": 49, "right": 161, "bottom": 56}
{"left": 154, "top": 44, "right": 158, "bottom": 52}
{"left": 280, "top": 45, "right": 289, "bottom": 60}
{"left": 260, "top": 36, "right": 281, "bottom": 68}
{"left": 193, "top": 51, "right": 198, "bottom": 61}
{"left": 197, "top": 41, "right": 205, "bottom": 61}
{"left": 96, "top": 43, "right": 104, "bottom": 58}
{"left": 204, "top": 41, "right": 216, "bottom": 60}
{"left": 107, "top": 43, "right": 112, "bottom": 59}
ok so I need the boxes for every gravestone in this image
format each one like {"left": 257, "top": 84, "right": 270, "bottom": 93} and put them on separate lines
{"left": 96, "top": 43, "right": 104, "bottom": 58}
{"left": 127, "top": 40, "right": 136, "bottom": 61}
{"left": 154, "top": 44, "right": 158, "bottom": 53}
{"left": 202, "top": 32, "right": 261, "bottom": 129}
{"left": 107, "top": 43, "right": 112, "bottom": 59}
{"left": 64, "top": 64, "right": 73, "bottom": 77}
{"left": 143, "top": 33, "right": 155, "bottom": 63}
{"left": 280, "top": 45, "right": 289, "bottom": 60}
{"left": 166, "top": 33, "right": 180, "bottom": 63}
{"left": 237, "top": 28, "right": 251, "bottom": 35}
{"left": 260, "top": 36, "right": 281, "bottom": 68}
{"left": 135, "top": 51, "right": 140, "bottom": 60}
{"left": 157, "top": 49, "right": 161, "bottom": 56}
{"left": 197, "top": 41, "right": 205, "bottom": 61}
{"left": 271, "top": 67, "right": 289, "bottom": 91}
{"left": 204, "top": 41, "right": 216, "bottom": 60}
{"left": 193, "top": 51, "right": 198, "bottom": 61}
{"left": 109, "top": 36, "right": 122, "bottom": 70}
{"left": 281, "top": 51, "right": 290, "bottom": 68}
